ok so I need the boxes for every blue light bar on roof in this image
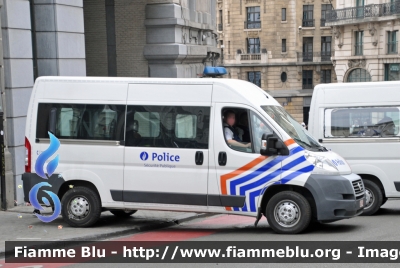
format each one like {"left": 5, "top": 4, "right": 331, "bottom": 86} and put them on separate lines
{"left": 203, "top": 66, "right": 227, "bottom": 77}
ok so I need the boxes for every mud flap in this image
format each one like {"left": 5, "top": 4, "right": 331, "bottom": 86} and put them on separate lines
{"left": 254, "top": 206, "right": 263, "bottom": 227}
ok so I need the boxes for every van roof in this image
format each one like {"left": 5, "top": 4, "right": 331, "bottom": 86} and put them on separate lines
{"left": 34, "top": 76, "right": 280, "bottom": 107}
{"left": 313, "top": 81, "right": 400, "bottom": 106}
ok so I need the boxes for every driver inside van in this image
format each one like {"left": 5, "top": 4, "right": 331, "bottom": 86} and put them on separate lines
{"left": 223, "top": 110, "right": 251, "bottom": 148}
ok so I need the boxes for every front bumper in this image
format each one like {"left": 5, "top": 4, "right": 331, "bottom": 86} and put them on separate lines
{"left": 305, "top": 173, "right": 366, "bottom": 222}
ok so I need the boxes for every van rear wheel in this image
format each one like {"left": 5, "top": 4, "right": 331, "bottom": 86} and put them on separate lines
{"left": 362, "top": 179, "right": 383, "bottom": 216}
{"left": 265, "top": 191, "right": 312, "bottom": 234}
{"left": 61, "top": 186, "right": 101, "bottom": 227}
{"left": 110, "top": 209, "right": 137, "bottom": 218}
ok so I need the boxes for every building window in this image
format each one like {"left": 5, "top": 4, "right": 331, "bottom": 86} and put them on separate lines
{"left": 303, "top": 5, "right": 314, "bottom": 27}
{"left": 302, "top": 70, "right": 313, "bottom": 89}
{"left": 282, "top": 8, "right": 286, "bottom": 21}
{"left": 347, "top": 68, "right": 371, "bottom": 82}
{"left": 355, "top": 31, "right": 364, "bottom": 56}
{"left": 218, "top": 10, "right": 223, "bottom": 31}
{"left": 321, "top": 4, "right": 332, "bottom": 26}
{"left": 388, "top": 31, "right": 398, "bottom": 54}
{"left": 281, "top": 72, "right": 287, "bottom": 82}
{"left": 246, "top": 6, "right": 261, "bottom": 29}
{"left": 247, "top": 38, "right": 260, "bottom": 54}
{"left": 303, "top": 37, "right": 313, "bottom": 62}
{"left": 384, "top": 64, "right": 400, "bottom": 81}
{"left": 248, "top": 71, "right": 261, "bottom": 87}
{"left": 356, "top": 0, "right": 365, "bottom": 18}
{"left": 282, "top": 39, "right": 287, "bottom": 52}
{"left": 321, "top": 36, "right": 332, "bottom": 61}
{"left": 321, "top": 70, "right": 331, "bottom": 83}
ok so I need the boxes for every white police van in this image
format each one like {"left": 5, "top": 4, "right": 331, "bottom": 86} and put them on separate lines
{"left": 23, "top": 77, "right": 365, "bottom": 234}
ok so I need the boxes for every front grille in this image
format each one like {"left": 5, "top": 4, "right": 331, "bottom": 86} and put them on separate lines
{"left": 352, "top": 179, "right": 365, "bottom": 199}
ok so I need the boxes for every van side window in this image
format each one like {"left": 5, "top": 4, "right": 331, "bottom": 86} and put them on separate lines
{"left": 325, "top": 107, "right": 400, "bottom": 138}
{"left": 250, "top": 111, "right": 274, "bottom": 153}
{"left": 36, "top": 103, "right": 126, "bottom": 141}
{"left": 126, "top": 106, "right": 210, "bottom": 149}
{"left": 222, "top": 108, "right": 273, "bottom": 154}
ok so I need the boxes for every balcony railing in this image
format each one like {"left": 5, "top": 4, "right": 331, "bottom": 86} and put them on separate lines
{"left": 321, "top": 50, "right": 333, "bottom": 61}
{"left": 218, "top": 24, "right": 223, "bottom": 31}
{"left": 320, "top": 18, "right": 326, "bottom": 27}
{"left": 302, "top": 19, "right": 315, "bottom": 27}
{"left": 240, "top": 54, "right": 261, "bottom": 61}
{"left": 302, "top": 84, "right": 314, "bottom": 89}
{"left": 297, "top": 51, "right": 334, "bottom": 63}
{"left": 355, "top": 43, "right": 363, "bottom": 55}
{"left": 244, "top": 21, "right": 261, "bottom": 29}
{"left": 326, "top": 1, "right": 400, "bottom": 23}
{"left": 388, "top": 41, "right": 398, "bottom": 54}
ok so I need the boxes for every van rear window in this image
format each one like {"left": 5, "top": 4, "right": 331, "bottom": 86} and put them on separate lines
{"left": 36, "top": 103, "right": 126, "bottom": 141}
{"left": 324, "top": 107, "right": 400, "bottom": 138}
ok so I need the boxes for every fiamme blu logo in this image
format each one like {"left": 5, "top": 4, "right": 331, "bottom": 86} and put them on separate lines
{"left": 29, "top": 132, "right": 62, "bottom": 223}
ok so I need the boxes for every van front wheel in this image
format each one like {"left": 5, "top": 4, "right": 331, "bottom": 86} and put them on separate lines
{"left": 362, "top": 179, "right": 383, "bottom": 216}
{"left": 265, "top": 191, "right": 312, "bottom": 234}
{"left": 61, "top": 186, "right": 101, "bottom": 227}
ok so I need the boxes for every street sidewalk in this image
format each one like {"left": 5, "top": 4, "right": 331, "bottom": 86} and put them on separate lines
{"left": 0, "top": 206, "right": 209, "bottom": 257}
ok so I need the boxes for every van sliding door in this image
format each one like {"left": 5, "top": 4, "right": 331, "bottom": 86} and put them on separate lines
{"left": 120, "top": 84, "right": 212, "bottom": 209}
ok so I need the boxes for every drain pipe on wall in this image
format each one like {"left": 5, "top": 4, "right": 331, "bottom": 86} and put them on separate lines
{"left": 0, "top": 0, "right": 15, "bottom": 210}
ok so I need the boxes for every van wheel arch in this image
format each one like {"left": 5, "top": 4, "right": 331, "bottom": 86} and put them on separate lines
{"left": 260, "top": 185, "right": 317, "bottom": 221}
{"left": 58, "top": 180, "right": 101, "bottom": 204}
{"left": 358, "top": 174, "right": 386, "bottom": 200}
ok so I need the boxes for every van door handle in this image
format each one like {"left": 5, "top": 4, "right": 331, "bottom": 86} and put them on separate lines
{"left": 218, "top": 152, "right": 227, "bottom": 166}
{"left": 195, "top": 151, "right": 204, "bottom": 165}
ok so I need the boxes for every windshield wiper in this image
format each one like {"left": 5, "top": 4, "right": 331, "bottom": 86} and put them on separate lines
{"left": 293, "top": 138, "right": 312, "bottom": 149}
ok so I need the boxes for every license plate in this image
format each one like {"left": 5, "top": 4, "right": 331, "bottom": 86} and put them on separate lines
{"left": 359, "top": 199, "right": 364, "bottom": 208}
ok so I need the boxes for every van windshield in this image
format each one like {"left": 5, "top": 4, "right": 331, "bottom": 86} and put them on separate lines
{"left": 261, "top": 106, "right": 326, "bottom": 152}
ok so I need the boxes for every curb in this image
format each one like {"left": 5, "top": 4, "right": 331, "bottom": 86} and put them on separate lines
{"left": 0, "top": 212, "right": 212, "bottom": 259}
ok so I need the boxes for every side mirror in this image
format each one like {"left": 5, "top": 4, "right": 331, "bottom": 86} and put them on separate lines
{"left": 48, "top": 108, "right": 57, "bottom": 135}
{"left": 260, "top": 133, "right": 289, "bottom": 156}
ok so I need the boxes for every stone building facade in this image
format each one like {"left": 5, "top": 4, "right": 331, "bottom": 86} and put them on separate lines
{"left": 217, "top": 0, "right": 337, "bottom": 123}
{"left": 0, "top": 0, "right": 220, "bottom": 206}
{"left": 327, "top": 0, "right": 400, "bottom": 83}
{"left": 84, "top": 0, "right": 220, "bottom": 78}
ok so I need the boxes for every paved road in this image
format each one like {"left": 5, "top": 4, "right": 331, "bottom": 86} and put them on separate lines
{"left": 2, "top": 200, "right": 400, "bottom": 268}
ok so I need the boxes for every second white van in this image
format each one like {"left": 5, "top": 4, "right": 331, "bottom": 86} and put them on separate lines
{"left": 309, "top": 81, "right": 400, "bottom": 215}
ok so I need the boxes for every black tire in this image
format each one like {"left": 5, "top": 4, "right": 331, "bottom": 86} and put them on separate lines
{"left": 265, "top": 191, "right": 312, "bottom": 234}
{"left": 61, "top": 186, "right": 101, "bottom": 227}
{"left": 362, "top": 179, "right": 383, "bottom": 216}
{"left": 109, "top": 209, "right": 137, "bottom": 218}
{"left": 381, "top": 198, "right": 388, "bottom": 207}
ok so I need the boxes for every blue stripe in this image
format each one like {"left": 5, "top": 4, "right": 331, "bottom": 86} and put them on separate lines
{"left": 248, "top": 181, "right": 280, "bottom": 212}
{"left": 245, "top": 165, "right": 314, "bottom": 212}
{"left": 248, "top": 189, "right": 263, "bottom": 212}
{"left": 239, "top": 154, "right": 307, "bottom": 197}
{"left": 240, "top": 169, "right": 282, "bottom": 212}
{"left": 280, "top": 165, "right": 315, "bottom": 184}
{"left": 229, "top": 146, "right": 303, "bottom": 197}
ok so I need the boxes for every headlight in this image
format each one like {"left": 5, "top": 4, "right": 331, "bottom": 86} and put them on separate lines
{"left": 304, "top": 151, "right": 339, "bottom": 175}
